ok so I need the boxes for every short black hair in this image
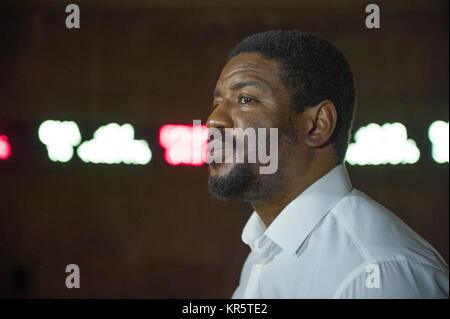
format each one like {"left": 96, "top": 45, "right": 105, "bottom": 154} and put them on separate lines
{"left": 228, "top": 30, "right": 356, "bottom": 162}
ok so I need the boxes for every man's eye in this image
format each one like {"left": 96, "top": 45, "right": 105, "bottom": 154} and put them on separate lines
{"left": 239, "top": 96, "right": 254, "bottom": 105}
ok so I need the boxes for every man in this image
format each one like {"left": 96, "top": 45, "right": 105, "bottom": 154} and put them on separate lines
{"left": 206, "top": 30, "right": 449, "bottom": 298}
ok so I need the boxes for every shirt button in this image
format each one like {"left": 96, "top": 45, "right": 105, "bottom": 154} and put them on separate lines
{"left": 256, "top": 263, "right": 264, "bottom": 271}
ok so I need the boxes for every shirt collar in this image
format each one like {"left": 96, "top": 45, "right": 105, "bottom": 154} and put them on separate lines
{"left": 241, "top": 209, "right": 267, "bottom": 251}
{"left": 241, "top": 163, "right": 353, "bottom": 255}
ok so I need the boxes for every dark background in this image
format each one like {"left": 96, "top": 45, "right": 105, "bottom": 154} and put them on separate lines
{"left": 0, "top": 0, "right": 448, "bottom": 298}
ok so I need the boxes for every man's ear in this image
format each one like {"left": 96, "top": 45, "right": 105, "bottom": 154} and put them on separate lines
{"left": 303, "top": 100, "right": 338, "bottom": 148}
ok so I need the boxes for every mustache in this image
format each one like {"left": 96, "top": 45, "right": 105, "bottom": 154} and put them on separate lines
{"left": 207, "top": 128, "right": 237, "bottom": 147}
{"left": 207, "top": 127, "right": 224, "bottom": 144}
{"left": 207, "top": 127, "right": 276, "bottom": 151}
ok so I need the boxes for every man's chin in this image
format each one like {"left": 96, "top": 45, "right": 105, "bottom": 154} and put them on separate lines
{"left": 207, "top": 162, "right": 258, "bottom": 201}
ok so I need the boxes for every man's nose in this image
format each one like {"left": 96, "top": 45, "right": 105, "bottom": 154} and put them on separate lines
{"left": 206, "top": 103, "right": 233, "bottom": 129}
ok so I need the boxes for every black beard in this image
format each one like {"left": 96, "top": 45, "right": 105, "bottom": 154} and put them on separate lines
{"left": 208, "top": 163, "right": 260, "bottom": 202}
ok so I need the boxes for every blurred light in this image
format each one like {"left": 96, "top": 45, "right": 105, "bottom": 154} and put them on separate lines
{"left": 159, "top": 124, "right": 208, "bottom": 166}
{"left": 38, "top": 120, "right": 81, "bottom": 162}
{"left": 0, "top": 135, "right": 11, "bottom": 159}
{"left": 428, "top": 121, "right": 449, "bottom": 164}
{"left": 345, "top": 122, "right": 420, "bottom": 165}
{"left": 77, "top": 123, "right": 151, "bottom": 165}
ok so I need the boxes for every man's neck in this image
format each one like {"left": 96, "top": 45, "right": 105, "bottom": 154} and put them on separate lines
{"left": 252, "top": 159, "right": 340, "bottom": 228}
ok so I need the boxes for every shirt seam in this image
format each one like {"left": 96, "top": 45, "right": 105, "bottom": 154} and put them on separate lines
{"left": 330, "top": 208, "right": 374, "bottom": 262}
{"left": 330, "top": 195, "right": 448, "bottom": 274}
{"left": 424, "top": 240, "right": 448, "bottom": 273}
{"left": 332, "top": 257, "right": 448, "bottom": 298}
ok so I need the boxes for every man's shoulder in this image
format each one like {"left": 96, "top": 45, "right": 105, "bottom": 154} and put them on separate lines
{"left": 283, "top": 188, "right": 450, "bottom": 298}
{"left": 325, "top": 188, "right": 447, "bottom": 272}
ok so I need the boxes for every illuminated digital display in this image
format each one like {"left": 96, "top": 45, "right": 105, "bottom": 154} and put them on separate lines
{"left": 345, "top": 122, "right": 420, "bottom": 166}
{"left": 0, "top": 135, "right": 11, "bottom": 160}
{"left": 428, "top": 121, "right": 449, "bottom": 164}
{"left": 34, "top": 120, "right": 447, "bottom": 167}
{"left": 159, "top": 123, "right": 208, "bottom": 166}
{"left": 38, "top": 120, "right": 82, "bottom": 162}
{"left": 77, "top": 123, "right": 152, "bottom": 165}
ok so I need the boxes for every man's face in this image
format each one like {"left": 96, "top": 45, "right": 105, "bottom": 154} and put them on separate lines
{"left": 207, "top": 52, "right": 298, "bottom": 202}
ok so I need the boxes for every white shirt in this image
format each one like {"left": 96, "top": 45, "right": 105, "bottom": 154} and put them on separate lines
{"left": 232, "top": 164, "right": 449, "bottom": 299}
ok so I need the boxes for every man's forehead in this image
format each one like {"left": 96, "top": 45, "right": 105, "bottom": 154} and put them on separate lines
{"left": 220, "top": 53, "right": 279, "bottom": 80}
